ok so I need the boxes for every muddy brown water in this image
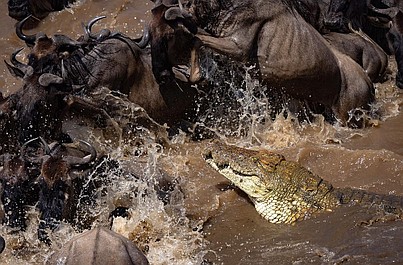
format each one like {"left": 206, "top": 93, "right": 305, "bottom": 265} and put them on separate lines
{"left": 0, "top": 1, "right": 402, "bottom": 264}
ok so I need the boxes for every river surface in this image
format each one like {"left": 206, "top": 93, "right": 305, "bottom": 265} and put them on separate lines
{"left": 0, "top": 1, "right": 402, "bottom": 264}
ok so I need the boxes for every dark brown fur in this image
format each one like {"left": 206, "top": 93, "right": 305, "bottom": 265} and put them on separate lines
{"left": 149, "top": 0, "right": 375, "bottom": 125}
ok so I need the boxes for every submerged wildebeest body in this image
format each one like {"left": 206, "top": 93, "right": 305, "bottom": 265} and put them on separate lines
{"left": 150, "top": 0, "right": 375, "bottom": 126}
{"left": 47, "top": 227, "right": 149, "bottom": 265}
{"left": 8, "top": 0, "right": 75, "bottom": 21}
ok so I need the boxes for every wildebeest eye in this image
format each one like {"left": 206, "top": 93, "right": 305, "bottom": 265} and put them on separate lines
{"left": 305, "top": 188, "right": 316, "bottom": 195}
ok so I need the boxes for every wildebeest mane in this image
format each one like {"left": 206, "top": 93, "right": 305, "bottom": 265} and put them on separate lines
{"left": 60, "top": 50, "right": 92, "bottom": 87}
{"left": 59, "top": 34, "right": 140, "bottom": 88}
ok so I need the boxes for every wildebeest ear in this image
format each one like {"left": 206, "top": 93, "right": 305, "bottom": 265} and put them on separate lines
{"left": 38, "top": 73, "right": 64, "bottom": 87}
{"left": 4, "top": 60, "right": 25, "bottom": 79}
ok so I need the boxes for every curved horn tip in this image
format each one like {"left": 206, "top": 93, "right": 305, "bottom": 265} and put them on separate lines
{"left": 164, "top": 7, "right": 185, "bottom": 20}
{"left": 16, "top": 15, "right": 36, "bottom": 45}
{"left": 12, "top": 47, "right": 24, "bottom": 56}
{"left": 10, "top": 48, "right": 26, "bottom": 66}
{"left": 87, "top": 16, "right": 107, "bottom": 30}
{"left": 0, "top": 235, "right": 5, "bottom": 254}
{"left": 78, "top": 140, "right": 97, "bottom": 160}
{"left": 135, "top": 25, "right": 151, "bottom": 48}
{"left": 65, "top": 140, "right": 97, "bottom": 167}
{"left": 22, "top": 137, "right": 51, "bottom": 155}
{"left": 85, "top": 16, "right": 107, "bottom": 40}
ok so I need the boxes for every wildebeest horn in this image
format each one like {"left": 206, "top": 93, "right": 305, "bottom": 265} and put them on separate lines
{"left": 38, "top": 73, "right": 64, "bottom": 87}
{"left": 64, "top": 140, "right": 97, "bottom": 168}
{"left": 368, "top": 4, "right": 399, "bottom": 19}
{"left": 178, "top": 0, "right": 184, "bottom": 10}
{"left": 133, "top": 25, "right": 151, "bottom": 48}
{"left": 21, "top": 137, "right": 51, "bottom": 164}
{"left": 0, "top": 235, "right": 5, "bottom": 254}
{"left": 165, "top": 0, "right": 192, "bottom": 20}
{"left": 16, "top": 16, "right": 37, "bottom": 45}
{"left": 22, "top": 137, "right": 51, "bottom": 154}
{"left": 5, "top": 51, "right": 34, "bottom": 79}
{"left": 366, "top": 16, "right": 393, "bottom": 28}
{"left": 84, "top": 16, "right": 107, "bottom": 40}
{"left": 164, "top": 6, "right": 192, "bottom": 20}
{"left": 8, "top": 48, "right": 34, "bottom": 77}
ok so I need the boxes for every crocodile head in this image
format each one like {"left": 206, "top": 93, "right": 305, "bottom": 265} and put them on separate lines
{"left": 203, "top": 142, "right": 338, "bottom": 224}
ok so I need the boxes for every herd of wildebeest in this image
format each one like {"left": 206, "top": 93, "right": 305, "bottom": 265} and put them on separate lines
{"left": 0, "top": 0, "right": 402, "bottom": 262}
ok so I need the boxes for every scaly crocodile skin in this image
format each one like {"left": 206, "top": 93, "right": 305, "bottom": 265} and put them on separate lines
{"left": 203, "top": 141, "right": 403, "bottom": 224}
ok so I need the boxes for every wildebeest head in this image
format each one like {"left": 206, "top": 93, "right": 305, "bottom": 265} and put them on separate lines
{"left": 1, "top": 137, "right": 96, "bottom": 240}
{"left": 4, "top": 49, "right": 68, "bottom": 144}
{"left": 3, "top": 16, "right": 84, "bottom": 144}
{"left": 324, "top": 0, "right": 398, "bottom": 32}
{"left": 23, "top": 137, "right": 97, "bottom": 243}
{"left": 0, "top": 140, "right": 45, "bottom": 229}
{"left": 323, "top": 0, "right": 365, "bottom": 31}
{"left": 324, "top": 0, "right": 403, "bottom": 88}
{"left": 149, "top": 0, "right": 198, "bottom": 85}
{"left": 8, "top": 0, "right": 74, "bottom": 21}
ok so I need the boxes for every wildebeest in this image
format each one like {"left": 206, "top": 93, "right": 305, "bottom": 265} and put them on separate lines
{"left": 323, "top": 30, "right": 388, "bottom": 82}
{"left": 76, "top": 17, "right": 197, "bottom": 124}
{"left": 0, "top": 137, "right": 97, "bottom": 243}
{"left": 8, "top": 0, "right": 75, "bottom": 21}
{"left": 14, "top": 15, "right": 197, "bottom": 126}
{"left": 0, "top": 235, "right": 4, "bottom": 254}
{"left": 3, "top": 46, "right": 71, "bottom": 146}
{"left": 324, "top": 0, "right": 396, "bottom": 38}
{"left": 0, "top": 151, "right": 39, "bottom": 229}
{"left": 1, "top": 16, "right": 94, "bottom": 147}
{"left": 388, "top": 11, "right": 403, "bottom": 88}
{"left": 1, "top": 15, "right": 197, "bottom": 152}
{"left": 324, "top": 0, "right": 403, "bottom": 88}
{"left": 293, "top": 0, "right": 388, "bottom": 83}
{"left": 47, "top": 227, "right": 149, "bottom": 265}
{"left": 35, "top": 138, "right": 97, "bottom": 243}
{"left": 149, "top": 0, "right": 375, "bottom": 126}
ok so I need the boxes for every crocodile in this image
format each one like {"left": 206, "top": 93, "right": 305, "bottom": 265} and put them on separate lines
{"left": 203, "top": 141, "right": 403, "bottom": 224}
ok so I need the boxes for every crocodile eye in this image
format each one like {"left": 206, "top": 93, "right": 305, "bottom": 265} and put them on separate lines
{"left": 305, "top": 188, "right": 315, "bottom": 194}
